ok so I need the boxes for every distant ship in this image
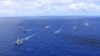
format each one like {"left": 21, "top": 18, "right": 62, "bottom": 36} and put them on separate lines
{"left": 54, "top": 30, "right": 60, "bottom": 35}
{"left": 45, "top": 26, "right": 50, "bottom": 29}
{"left": 85, "top": 22, "right": 89, "bottom": 26}
{"left": 15, "top": 38, "right": 25, "bottom": 45}
{"left": 73, "top": 26, "right": 77, "bottom": 29}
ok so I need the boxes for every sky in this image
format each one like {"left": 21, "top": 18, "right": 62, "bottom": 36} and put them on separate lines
{"left": 0, "top": 0, "right": 100, "bottom": 16}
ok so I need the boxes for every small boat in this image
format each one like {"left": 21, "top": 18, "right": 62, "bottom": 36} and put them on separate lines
{"left": 15, "top": 38, "right": 25, "bottom": 45}
{"left": 54, "top": 30, "right": 60, "bottom": 35}
{"left": 45, "top": 26, "right": 50, "bottom": 29}
{"left": 73, "top": 26, "right": 77, "bottom": 29}
{"left": 85, "top": 22, "right": 89, "bottom": 26}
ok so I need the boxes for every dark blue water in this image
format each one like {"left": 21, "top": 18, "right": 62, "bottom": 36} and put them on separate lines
{"left": 0, "top": 17, "right": 100, "bottom": 56}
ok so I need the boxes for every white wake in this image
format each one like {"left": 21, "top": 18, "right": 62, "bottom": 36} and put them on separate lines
{"left": 24, "top": 31, "right": 42, "bottom": 40}
{"left": 24, "top": 34, "right": 36, "bottom": 40}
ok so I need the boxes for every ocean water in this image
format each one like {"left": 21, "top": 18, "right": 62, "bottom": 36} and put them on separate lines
{"left": 0, "top": 16, "right": 100, "bottom": 56}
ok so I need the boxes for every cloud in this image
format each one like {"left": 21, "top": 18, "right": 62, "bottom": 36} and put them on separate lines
{"left": 0, "top": 10, "right": 15, "bottom": 13}
{"left": 68, "top": 2, "right": 100, "bottom": 11}
{"left": 0, "top": 0, "right": 100, "bottom": 15}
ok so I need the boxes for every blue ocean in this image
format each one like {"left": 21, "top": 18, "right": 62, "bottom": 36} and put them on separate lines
{"left": 0, "top": 16, "right": 100, "bottom": 56}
